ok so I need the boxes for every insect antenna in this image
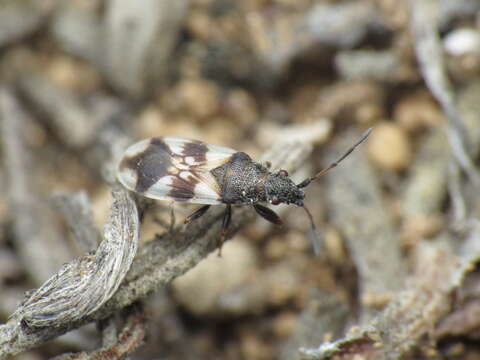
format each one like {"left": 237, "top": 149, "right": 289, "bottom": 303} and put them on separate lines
{"left": 297, "top": 127, "right": 372, "bottom": 189}
{"left": 302, "top": 205, "right": 322, "bottom": 254}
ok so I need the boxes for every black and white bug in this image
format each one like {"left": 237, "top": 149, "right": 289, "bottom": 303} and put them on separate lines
{"left": 117, "top": 129, "right": 372, "bottom": 253}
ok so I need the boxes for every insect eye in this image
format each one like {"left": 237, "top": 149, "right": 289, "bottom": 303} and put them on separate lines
{"left": 271, "top": 197, "right": 280, "bottom": 205}
{"left": 278, "top": 169, "right": 288, "bottom": 177}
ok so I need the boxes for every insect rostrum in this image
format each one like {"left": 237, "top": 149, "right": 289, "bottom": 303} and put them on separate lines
{"left": 117, "top": 130, "right": 371, "bottom": 253}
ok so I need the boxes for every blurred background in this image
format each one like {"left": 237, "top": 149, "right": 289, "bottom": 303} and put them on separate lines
{"left": 1, "top": 0, "right": 480, "bottom": 359}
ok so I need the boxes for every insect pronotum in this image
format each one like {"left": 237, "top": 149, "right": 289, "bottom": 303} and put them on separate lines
{"left": 117, "top": 129, "right": 372, "bottom": 253}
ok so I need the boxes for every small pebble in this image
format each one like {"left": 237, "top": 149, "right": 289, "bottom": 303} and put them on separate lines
{"left": 172, "top": 238, "right": 258, "bottom": 316}
{"left": 367, "top": 122, "right": 412, "bottom": 171}
{"left": 444, "top": 28, "right": 480, "bottom": 56}
{"left": 401, "top": 215, "right": 444, "bottom": 247}
{"left": 362, "top": 290, "right": 393, "bottom": 309}
{"left": 394, "top": 92, "right": 443, "bottom": 131}
{"left": 324, "top": 226, "right": 346, "bottom": 264}
{"left": 135, "top": 105, "right": 166, "bottom": 138}
{"left": 226, "top": 88, "right": 258, "bottom": 127}
{"left": 272, "top": 312, "right": 297, "bottom": 338}
{"left": 47, "top": 56, "right": 100, "bottom": 92}
{"left": 240, "top": 334, "right": 273, "bottom": 360}
{"left": 177, "top": 78, "right": 220, "bottom": 119}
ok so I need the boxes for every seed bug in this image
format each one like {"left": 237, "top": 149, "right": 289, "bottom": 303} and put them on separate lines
{"left": 117, "top": 129, "right": 372, "bottom": 253}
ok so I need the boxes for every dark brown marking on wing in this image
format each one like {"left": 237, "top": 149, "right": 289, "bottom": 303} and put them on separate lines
{"left": 167, "top": 173, "right": 198, "bottom": 201}
{"left": 119, "top": 155, "right": 139, "bottom": 172}
{"left": 181, "top": 141, "right": 208, "bottom": 163}
{"left": 122, "top": 138, "right": 173, "bottom": 193}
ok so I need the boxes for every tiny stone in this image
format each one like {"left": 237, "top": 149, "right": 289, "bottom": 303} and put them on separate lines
{"left": 177, "top": 78, "right": 220, "bottom": 119}
{"left": 272, "top": 312, "right": 297, "bottom": 338}
{"left": 267, "top": 266, "right": 301, "bottom": 306}
{"left": 240, "top": 334, "right": 273, "bottom": 360}
{"left": 172, "top": 238, "right": 258, "bottom": 316}
{"left": 47, "top": 56, "right": 100, "bottom": 92}
{"left": 135, "top": 105, "right": 166, "bottom": 138}
{"left": 444, "top": 28, "right": 480, "bottom": 56}
{"left": 355, "top": 102, "right": 384, "bottom": 125}
{"left": 367, "top": 122, "right": 413, "bottom": 171}
{"left": 361, "top": 290, "right": 393, "bottom": 309}
{"left": 187, "top": 10, "right": 213, "bottom": 41}
{"left": 401, "top": 215, "right": 444, "bottom": 247}
{"left": 264, "top": 238, "right": 288, "bottom": 260}
{"left": 324, "top": 226, "right": 346, "bottom": 264}
{"left": 394, "top": 92, "right": 444, "bottom": 132}
{"left": 226, "top": 88, "right": 258, "bottom": 127}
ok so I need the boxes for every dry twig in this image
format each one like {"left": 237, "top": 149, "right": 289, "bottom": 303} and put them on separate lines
{"left": 51, "top": 304, "right": 146, "bottom": 360}
{"left": 324, "top": 131, "right": 406, "bottom": 321}
{"left": 410, "top": 0, "right": 480, "bottom": 186}
{"left": 53, "top": 191, "right": 102, "bottom": 253}
{"left": 17, "top": 73, "right": 99, "bottom": 149}
{"left": 282, "top": 289, "right": 350, "bottom": 360}
{"left": 0, "top": 0, "right": 54, "bottom": 48}
{"left": 0, "top": 88, "right": 72, "bottom": 283}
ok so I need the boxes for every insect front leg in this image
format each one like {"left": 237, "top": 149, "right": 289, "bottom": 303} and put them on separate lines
{"left": 253, "top": 204, "right": 283, "bottom": 226}
{"left": 218, "top": 204, "right": 232, "bottom": 256}
{"left": 184, "top": 205, "right": 211, "bottom": 224}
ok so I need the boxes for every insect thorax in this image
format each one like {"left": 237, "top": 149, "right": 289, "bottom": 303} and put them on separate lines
{"left": 211, "top": 152, "right": 269, "bottom": 204}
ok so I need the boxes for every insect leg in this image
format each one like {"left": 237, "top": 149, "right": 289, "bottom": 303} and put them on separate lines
{"left": 154, "top": 202, "right": 177, "bottom": 233}
{"left": 254, "top": 204, "right": 283, "bottom": 226}
{"left": 184, "top": 205, "right": 211, "bottom": 224}
{"left": 169, "top": 201, "right": 176, "bottom": 233}
{"left": 218, "top": 204, "right": 232, "bottom": 256}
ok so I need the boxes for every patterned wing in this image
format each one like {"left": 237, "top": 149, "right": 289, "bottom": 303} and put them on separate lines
{"left": 117, "top": 137, "right": 236, "bottom": 204}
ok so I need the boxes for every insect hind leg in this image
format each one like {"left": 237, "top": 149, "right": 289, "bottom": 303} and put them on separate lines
{"left": 152, "top": 201, "right": 177, "bottom": 233}
{"left": 218, "top": 204, "right": 232, "bottom": 256}
{"left": 184, "top": 205, "right": 211, "bottom": 224}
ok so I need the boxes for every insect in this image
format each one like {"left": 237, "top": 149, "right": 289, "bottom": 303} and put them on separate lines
{"left": 117, "top": 129, "right": 372, "bottom": 253}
